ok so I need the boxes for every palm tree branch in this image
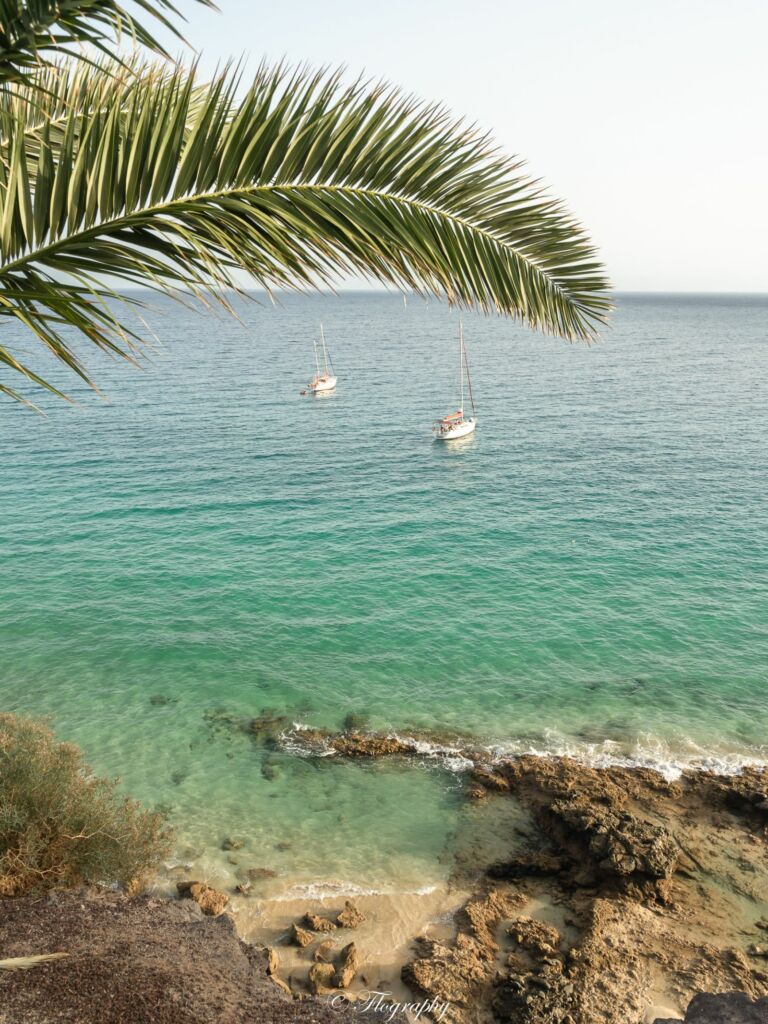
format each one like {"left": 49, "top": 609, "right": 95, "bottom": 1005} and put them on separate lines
{"left": 0, "top": 0, "right": 215, "bottom": 84}
{"left": 0, "top": 60, "right": 611, "bottom": 401}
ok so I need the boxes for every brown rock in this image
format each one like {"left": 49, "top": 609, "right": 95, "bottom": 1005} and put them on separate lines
{"left": 221, "top": 836, "right": 243, "bottom": 851}
{"left": 488, "top": 851, "right": 566, "bottom": 879}
{"left": 402, "top": 933, "right": 494, "bottom": 1019}
{"left": 470, "top": 767, "right": 510, "bottom": 793}
{"left": 548, "top": 798, "right": 679, "bottom": 879}
{"left": 507, "top": 916, "right": 562, "bottom": 958}
{"left": 176, "top": 881, "right": 228, "bottom": 916}
{"left": 309, "top": 962, "right": 337, "bottom": 995}
{"left": 252, "top": 943, "right": 282, "bottom": 978}
{"left": 462, "top": 887, "right": 525, "bottom": 949}
{"left": 304, "top": 912, "right": 337, "bottom": 932}
{"left": 336, "top": 900, "right": 365, "bottom": 929}
{"left": 334, "top": 942, "right": 360, "bottom": 988}
{"left": 290, "top": 923, "right": 313, "bottom": 948}
{"left": 314, "top": 939, "right": 335, "bottom": 963}
{"left": 266, "top": 946, "right": 279, "bottom": 975}
{"left": 493, "top": 961, "right": 572, "bottom": 1022}
{"left": 329, "top": 733, "right": 413, "bottom": 757}
{"left": 269, "top": 973, "right": 293, "bottom": 996}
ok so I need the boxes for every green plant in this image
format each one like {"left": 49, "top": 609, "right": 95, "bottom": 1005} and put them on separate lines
{"left": 0, "top": 713, "right": 171, "bottom": 895}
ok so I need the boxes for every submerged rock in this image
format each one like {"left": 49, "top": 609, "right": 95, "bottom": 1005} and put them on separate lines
{"left": 342, "top": 713, "right": 370, "bottom": 733}
{"left": 248, "top": 710, "right": 292, "bottom": 746}
{"left": 336, "top": 900, "right": 365, "bottom": 929}
{"left": 221, "top": 836, "right": 244, "bottom": 851}
{"left": 175, "top": 881, "right": 229, "bottom": 917}
{"left": 242, "top": 866, "right": 277, "bottom": 882}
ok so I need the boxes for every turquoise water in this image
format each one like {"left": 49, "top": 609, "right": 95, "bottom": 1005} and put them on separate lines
{"left": 2, "top": 292, "right": 767, "bottom": 892}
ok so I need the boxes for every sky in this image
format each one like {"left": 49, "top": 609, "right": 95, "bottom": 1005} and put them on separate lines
{"left": 160, "top": 0, "right": 768, "bottom": 293}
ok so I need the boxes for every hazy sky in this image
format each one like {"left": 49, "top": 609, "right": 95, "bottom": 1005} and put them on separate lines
{"left": 164, "top": 0, "right": 767, "bottom": 292}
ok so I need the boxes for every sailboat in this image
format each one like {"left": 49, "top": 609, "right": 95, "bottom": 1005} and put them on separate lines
{"left": 433, "top": 322, "right": 477, "bottom": 440}
{"left": 308, "top": 324, "right": 337, "bottom": 394}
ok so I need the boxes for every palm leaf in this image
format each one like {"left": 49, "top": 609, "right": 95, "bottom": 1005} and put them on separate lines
{"left": 0, "top": 59, "right": 611, "bottom": 402}
{"left": 0, "top": 0, "right": 215, "bottom": 85}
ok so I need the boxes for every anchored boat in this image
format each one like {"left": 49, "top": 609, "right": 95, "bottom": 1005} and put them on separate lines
{"left": 433, "top": 322, "right": 477, "bottom": 440}
{"left": 308, "top": 324, "right": 337, "bottom": 394}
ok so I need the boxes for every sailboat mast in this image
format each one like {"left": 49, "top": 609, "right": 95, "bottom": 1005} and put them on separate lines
{"left": 463, "top": 330, "right": 476, "bottom": 418}
{"left": 313, "top": 336, "right": 320, "bottom": 376}
{"left": 459, "top": 320, "right": 465, "bottom": 413}
{"left": 320, "top": 323, "right": 329, "bottom": 375}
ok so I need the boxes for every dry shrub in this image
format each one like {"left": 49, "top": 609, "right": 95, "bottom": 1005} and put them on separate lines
{"left": 0, "top": 714, "right": 172, "bottom": 895}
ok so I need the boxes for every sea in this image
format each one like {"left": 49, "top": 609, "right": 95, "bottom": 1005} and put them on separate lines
{"left": 2, "top": 291, "right": 767, "bottom": 894}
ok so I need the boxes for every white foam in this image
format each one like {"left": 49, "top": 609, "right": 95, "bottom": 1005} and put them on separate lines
{"left": 282, "top": 724, "right": 768, "bottom": 782}
{"left": 270, "top": 879, "right": 438, "bottom": 902}
{"left": 481, "top": 730, "right": 768, "bottom": 781}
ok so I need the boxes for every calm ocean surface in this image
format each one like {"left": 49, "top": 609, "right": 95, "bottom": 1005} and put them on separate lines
{"left": 2, "top": 291, "right": 767, "bottom": 891}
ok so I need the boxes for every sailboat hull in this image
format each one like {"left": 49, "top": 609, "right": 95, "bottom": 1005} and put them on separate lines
{"left": 309, "top": 375, "right": 337, "bottom": 393}
{"left": 434, "top": 417, "right": 476, "bottom": 440}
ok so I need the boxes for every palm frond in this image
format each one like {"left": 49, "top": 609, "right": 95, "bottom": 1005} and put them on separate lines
{"left": 0, "top": 0, "right": 215, "bottom": 84}
{"left": 0, "top": 59, "right": 611, "bottom": 401}
{"left": 0, "top": 952, "right": 69, "bottom": 970}
{"left": 0, "top": 56, "right": 207, "bottom": 180}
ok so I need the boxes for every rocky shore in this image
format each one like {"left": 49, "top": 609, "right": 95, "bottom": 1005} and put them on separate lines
{"left": 281, "top": 727, "right": 768, "bottom": 1023}
{"left": 3, "top": 725, "right": 768, "bottom": 1023}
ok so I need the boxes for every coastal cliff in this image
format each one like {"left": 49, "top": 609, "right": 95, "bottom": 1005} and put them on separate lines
{"left": 0, "top": 888, "right": 356, "bottom": 1024}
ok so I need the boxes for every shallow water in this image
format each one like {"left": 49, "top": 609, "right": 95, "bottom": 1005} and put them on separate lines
{"left": 1, "top": 291, "right": 767, "bottom": 891}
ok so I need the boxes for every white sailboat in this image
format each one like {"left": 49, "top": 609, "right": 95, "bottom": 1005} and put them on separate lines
{"left": 308, "top": 324, "right": 337, "bottom": 393}
{"left": 433, "top": 322, "right": 477, "bottom": 440}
